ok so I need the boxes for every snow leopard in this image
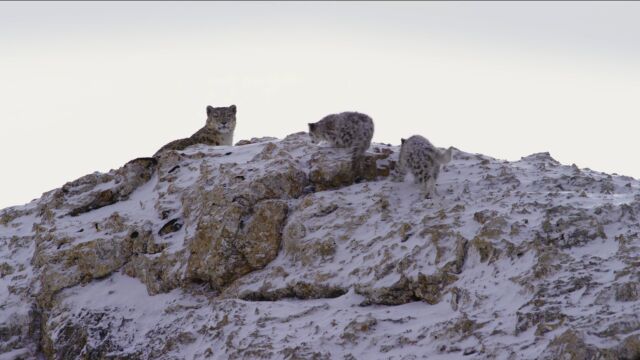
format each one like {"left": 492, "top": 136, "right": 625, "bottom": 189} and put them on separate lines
{"left": 397, "top": 135, "right": 452, "bottom": 198}
{"left": 153, "top": 105, "right": 236, "bottom": 157}
{"left": 308, "top": 111, "right": 375, "bottom": 177}
{"left": 308, "top": 111, "right": 374, "bottom": 159}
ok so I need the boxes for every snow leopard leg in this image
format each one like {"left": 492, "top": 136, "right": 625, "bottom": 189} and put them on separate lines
{"left": 424, "top": 177, "right": 437, "bottom": 199}
{"left": 351, "top": 147, "right": 367, "bottom": 183}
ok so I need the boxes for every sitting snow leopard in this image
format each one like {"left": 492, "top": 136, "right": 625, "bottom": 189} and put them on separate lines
{"left": 308, "top": 111, "right": 374, "bottom": 159}
{"left": 397, "top": 135, "right": 453, "bottom": 198}
{"left": 153, "top": 105, "right": 236, "bottom": 157}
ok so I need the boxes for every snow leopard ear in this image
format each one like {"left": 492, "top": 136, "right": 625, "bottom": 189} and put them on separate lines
{"left": 206, "top": 105, "right": 214, "bottom": 117}
{"left": 229, "top": 105, "right": 236, "bottom": 114}
{"left": 401, "top": 138, "right": 406, "bottom": 145}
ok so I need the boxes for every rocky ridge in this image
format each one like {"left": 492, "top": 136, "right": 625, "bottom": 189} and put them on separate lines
{"left": 1, "top": 132, "right": 640, "bottom": 359}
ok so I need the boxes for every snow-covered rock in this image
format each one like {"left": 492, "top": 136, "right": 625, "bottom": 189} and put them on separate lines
{"left": 1, "top": 132, "right": 640, "bottom": 359}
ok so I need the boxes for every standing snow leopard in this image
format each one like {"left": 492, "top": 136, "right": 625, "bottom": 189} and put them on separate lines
{"left": 153, "top": 105, "right": 236, "bottom": 157}
{"left": 308, "top": 111, "right": 374, "bottom": 158}
{"left": 397, "top": 135, "right": 453, "bottom": 198}
{"left": 308, "top": 111, "right": 374, "bottom": 177}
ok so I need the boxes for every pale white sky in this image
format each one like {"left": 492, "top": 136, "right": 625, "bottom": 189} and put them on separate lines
{"left": 1, "top": 1, "right": 640, "bottom": 209}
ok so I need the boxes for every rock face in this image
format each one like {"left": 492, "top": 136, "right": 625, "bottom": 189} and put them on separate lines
{"left": 1, "top": 133, "right": 640, "bottom": 359}
{"left": 187, "top": 199, "right": 290, "bottom": 290}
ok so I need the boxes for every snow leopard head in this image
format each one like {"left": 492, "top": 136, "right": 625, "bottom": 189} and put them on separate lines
{"left": 206, "top": 105, "right": 236, "bottom": 134}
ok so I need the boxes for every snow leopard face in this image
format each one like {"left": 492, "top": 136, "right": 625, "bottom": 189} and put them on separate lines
{"left": 206, "top": 105, "right": 236, "bottom": 134}
{"left": 307, "top": 122, "right": 322, "bottom": 144}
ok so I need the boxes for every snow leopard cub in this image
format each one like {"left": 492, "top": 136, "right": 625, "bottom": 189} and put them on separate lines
{"left": 397, "top": 135, "right": 452, "bottom": 198}
{"left": 308, "top": 111, "right": 374, "bottom": 158}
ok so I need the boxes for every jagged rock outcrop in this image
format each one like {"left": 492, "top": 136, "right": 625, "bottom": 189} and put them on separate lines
{"left": 187, "top": 199, "right": 290, "bottom": 290}
{"left": 1, "top": 133, "right": 640, "bottom": 359}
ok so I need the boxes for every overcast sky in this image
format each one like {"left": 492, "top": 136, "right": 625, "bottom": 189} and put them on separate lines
{"left": 1, "top": 2, "right": 639, "bottom": 209}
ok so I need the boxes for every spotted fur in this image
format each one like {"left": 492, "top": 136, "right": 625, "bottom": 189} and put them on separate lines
{"left": 397, "top": 135, "right": 452, "bottom": 198}
{"left": 308, "top": 111, "right": 374, "bottom": 157}
{"left": 153, "top": 105, "right": 237, "bottom": 157}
